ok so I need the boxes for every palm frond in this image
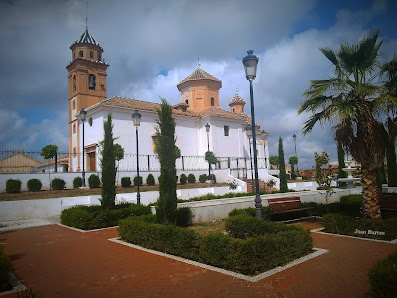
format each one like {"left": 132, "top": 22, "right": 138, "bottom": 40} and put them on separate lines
{"left": 320, "top": 47, "right": 338, "bottom": 66}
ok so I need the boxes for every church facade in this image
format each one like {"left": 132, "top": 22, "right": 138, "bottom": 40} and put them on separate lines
{"left": 67, "top": 28, "right": 270, "bottom": 176}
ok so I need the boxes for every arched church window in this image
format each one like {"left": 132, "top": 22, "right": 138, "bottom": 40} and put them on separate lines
{"left": 98, "top": 53, "right": 101, "bottom": 61}
{"left": 73, "top": 123, "right": 76, "bottom": 134}
{"left": 90, "top": 51, "right": 93, "bottom": 59}
{"left": 72, "top": 99, "right": 75, "bottom": 110}
{"left": 88, "top": 117, "right": 93, "bottom": 127}
{"left": 79, "top": 50, "right": 83, "bottom": 57}
{"left": 185, "top": 99, "right": 189, "bottom": 105}
{"left": 73, "top": 75, "right": 76, "bottom": 91}
{"left": 89, "top": 74, "right": 96, "bottom": 90}
{"left": 232, "top": 108, "right": 235, "bottom": 113}
{"left": 211, "top": 97, "right": 215, "bottom": 106}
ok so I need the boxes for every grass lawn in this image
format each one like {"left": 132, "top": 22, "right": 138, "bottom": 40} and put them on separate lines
{"left": 188, "top": 220, "right": 226, "bottom": 235}
{"left": 0, "top": 182, "right": 228, "bottom": 201}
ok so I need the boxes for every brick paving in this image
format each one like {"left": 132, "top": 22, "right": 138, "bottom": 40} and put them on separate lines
{"left": 1, "top": 221, "right": 396, "bottom": 297}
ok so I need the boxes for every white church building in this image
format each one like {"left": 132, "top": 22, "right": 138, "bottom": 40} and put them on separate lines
{"left": 67, "top": 28, "right": 271, "bottom": 182}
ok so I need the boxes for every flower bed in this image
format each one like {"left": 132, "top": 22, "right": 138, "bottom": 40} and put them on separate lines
{"left": 118, "top": 214, "right": 313, "bottom": 275}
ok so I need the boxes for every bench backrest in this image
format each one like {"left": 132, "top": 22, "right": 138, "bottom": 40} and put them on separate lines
{"left": 267, "top": 197, "right": 302, "bottom": 212}
{"left": 379, "top": 196, "right": 397, "bottom": 210}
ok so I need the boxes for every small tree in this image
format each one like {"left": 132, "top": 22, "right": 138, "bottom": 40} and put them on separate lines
{"left": 314, "top": 151, "right": 334, "bottom": 203}
{"left": 100, "top": 114, "right": 116, "bottom": 209}
{"left": 288, "top": 156, "right": 298, "bottom": 179}
{"left": 156, "top": 98, "right": 178, "bottom": 224}
{"left": 40, "top": 144, "right": 58, "bottom": 173}
{"left": 269, "top": 155, "right": 278, "bottom": 169}
{"left": 114, "top": 143, "right": 125, "bottom": 186}
{"left": 278, "top": 137, "right": 288, "bottom": 192}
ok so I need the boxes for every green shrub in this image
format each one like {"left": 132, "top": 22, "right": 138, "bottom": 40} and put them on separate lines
{"left": 323, "top": 213, "right": 397, "bottom": 240}
{"left": 228, "top": 207, "right": 271, "bottom": 220}
{"left": 0, "top": 246, "right": 13, "bottom": 291}
{"left": 187, "top": 174, "right": 196, "bottom": 183}
{"left": 368, "top": 250, "right": 397, "bottom": 297}
{"left": 209, "top": 174, "right": 216, "bottom": 183}
{"left": 27, "top": 178, "right": 42, "bottom": 192}
{"left": 51, "top": 178, "right": 65, "bottom": 190}
{"left": 176, "top": 207, "right": 192, "bottom": 227}
{"left": 301, "top": 176, "right": 308, "bottom": 180}
{"left": 146, "top": 174, "right": 155, "bottom": 186}
{"left": 121, "top": 177, "right": 131, "bottom": 188}
{"left": 88, "top": 174, "right": 100, "bottom": 188}
{"left": 133, "top": 176, "right": 143, "bottom": 186}
{"left": 73, "top": 177, "right": 82, "bottom": 189}
{"left": 225, "top": 214, "right": 301, "bottom": 239}
{"left": 119, "top": 217, "right": 313, "bottom": 275}
{"left": 199, "top": 174, "right": 207, "bottom": 183}
{"left": 61, "top": 203, "right": 151, "bottom": 230}
{"left": 16, "top": 287, "right": 42, "bottom": 298}
{"left": 6, "top": 179, "right": 21, "bottom": 193}
{"left": 180, "top": 174, "right": 187, "bottom": 185}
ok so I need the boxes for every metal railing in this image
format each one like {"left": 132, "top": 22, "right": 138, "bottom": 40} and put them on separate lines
{"left": 0, "top": 149, "right": 268, "bottom": 173}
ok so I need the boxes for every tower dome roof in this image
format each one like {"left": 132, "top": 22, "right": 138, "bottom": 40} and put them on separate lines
{"left": 70, "top": 29, "right": 102, "bottom": 50}
{"left": 177, "top": 67, "right": 221, "bottom": 89}
{"left": 229, "top": 92, "right": 246, "bottom": 106}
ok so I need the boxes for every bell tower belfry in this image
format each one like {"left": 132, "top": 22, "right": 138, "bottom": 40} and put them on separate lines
{"left": 66, "top": 28, "right": 109, "bottom": 171}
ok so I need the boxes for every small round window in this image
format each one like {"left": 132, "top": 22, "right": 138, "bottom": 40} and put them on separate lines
{"left": 88, "top": 117, "right": 93, "bottom": 127}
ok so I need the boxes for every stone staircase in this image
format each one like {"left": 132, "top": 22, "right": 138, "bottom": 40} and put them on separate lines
{"left": 242, "top": 178, "right": 266, "bottom": 192}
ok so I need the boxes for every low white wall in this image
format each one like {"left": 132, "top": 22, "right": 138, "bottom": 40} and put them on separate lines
{"left": 0, "top": 169, "right": 231, "bottom": 192}
{"left": 180, "top": 188, "right": 357, "bottom": 223}
{"left": 383, "top": 186, "right": 397, "bottom": 193}
{"left": 0, "top": 185, "right": 240, "bottom": 222}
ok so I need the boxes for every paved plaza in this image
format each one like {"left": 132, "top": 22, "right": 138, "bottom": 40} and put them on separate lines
{"left": 0, "top": 220, "right": 396, "bottom": 297}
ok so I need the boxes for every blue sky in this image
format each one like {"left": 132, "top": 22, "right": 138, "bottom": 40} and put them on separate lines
{"left": 0, "top": 0, "right": 396, "bottom": 170}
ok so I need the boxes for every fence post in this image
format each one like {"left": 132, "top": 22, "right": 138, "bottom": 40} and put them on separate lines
{"left": 237, "top": 158, "right": 239, "bottom": 169}
{"left": 228, "top": 157, "right": 230, "bottom": 168}
{"left": 182, "top": 156, "right": 184, "bottom": 171}
{"left": 147, "top": 155, "right": 150, "bottom": 172}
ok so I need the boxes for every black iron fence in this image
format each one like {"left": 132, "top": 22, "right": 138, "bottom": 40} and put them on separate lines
{"left": 0, "top": 149, "right": 268, "bottom": 174}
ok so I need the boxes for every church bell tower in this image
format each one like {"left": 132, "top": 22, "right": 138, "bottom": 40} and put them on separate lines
{"left": 66, "top": 28, "right": 109, "bottom": 171}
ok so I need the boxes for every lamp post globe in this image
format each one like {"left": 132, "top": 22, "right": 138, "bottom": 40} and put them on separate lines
{"left": 245, "top": 124, "right": 254, "bottom": 191}
{"left": 242, "top": 50, "right": 262, "bottom": 218}
{"left": 132, "top": 109, "right": 141, "bottom": 204}
{"left": 77, "top": 109, "right": 87, "bottom": 187}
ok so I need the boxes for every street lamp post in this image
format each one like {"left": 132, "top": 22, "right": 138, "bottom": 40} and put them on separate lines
{"left": 132, "top": 109, "right": 142, "bottom": 204}
{"left": 245, "top": 124, "right": 254, "bottom": 192}
{"left": 242, "top": 50, "right": 261, "bottom": 219}
{"left": 77, "top": 109, "right": 87, "bottom": 187}
{"left": 261, "top": 130, "right": 268, "bottom": 169}
{"left": 205, "top": 123, "right": 211, "bottom": 181}
{"left": 293, "top": 134, "right": 299, "bottom": 176}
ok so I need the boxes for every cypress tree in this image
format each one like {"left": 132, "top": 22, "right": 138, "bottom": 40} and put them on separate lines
{"left": 156, "top": 98, "right": 178, "bottom": 224}
{"left": 278, "top": 137, "right": 288, "bottom": 192}
{"left": 337, "top": 140, "right": 347, "bottom": 187}
{"left": 100, "top": 114, "right": 116, "bottom": 209}
{"left": 387, "top": 137, "right": 397, "bottom": 186}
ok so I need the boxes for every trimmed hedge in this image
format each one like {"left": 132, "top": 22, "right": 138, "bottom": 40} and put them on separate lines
{"left": 73, "top": 177, "right": 82, "bottom": 189}
{"left": 146, "top": 174, "right": 155, "bottom": 186}
{"left": 187, "top": 174, "right": 196, "bottom": 183}
{"left": 323, "top": 213, "right": 397, "bottom": 241}
{"left": 88, "top": 174, "right": 100, "bottom": 188}
{"left": 199, "top": 174, "right": 207, "bottom": 183}
{"left": 5, "top": 179, "right": 21, "bottom": 193}
{"left": 225, "top": 214, "right": 303, "bottom": 239}
{"left": 228, "top": 207, "right": 271, "bottom": 220}
{"left": 368, "top": 250, "right": 397, "bottom": 297}
{"left": 51, "top": 178, "right": 65, "bottom": 190}
{"left": 133, "top": 176, "right": 143, "bottom": 186}
{"left": 180, "top": 174, "right": 187, "bottom": 185}
{"left": 176, "top": 207, "right": 192, "bottom": 227}
{"left": 121, "top": 177, "right": 132, "bottom": 188}
{"left": 118, "top": 216, "right": 313, "bottom": 275}
{"left": 0, "top": 246, "right": 13, "bottom": 291}
{"left": 61, "top": 203, "right": 152, "bottom": 230}
{"left": 27, "top": 178, "right": 42, "bottom": 192}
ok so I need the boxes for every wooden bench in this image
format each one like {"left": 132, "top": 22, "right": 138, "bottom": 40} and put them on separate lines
{"left": 268, "top": 197, "right": 315, "bottom": 222}
{"left": 380, "top": 195, "right": 397, "bottom": 211}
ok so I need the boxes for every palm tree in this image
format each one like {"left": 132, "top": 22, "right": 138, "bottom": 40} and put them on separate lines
{"left": 289, "top": 156, "right": 298, "bottom": 179}
{"left": 298, "top": 30, "right": 390, "bottom": 219}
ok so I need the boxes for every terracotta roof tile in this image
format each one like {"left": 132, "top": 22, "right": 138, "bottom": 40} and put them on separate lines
{"left": 95, "top": 96, "right": 246, "bottom": 120}
{"left": 177, "top": 67, "right": 221, "bottom": 87}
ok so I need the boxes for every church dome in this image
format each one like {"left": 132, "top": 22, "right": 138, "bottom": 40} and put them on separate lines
{"left": 177, "top": 67, "right": 221, "bottom": 90}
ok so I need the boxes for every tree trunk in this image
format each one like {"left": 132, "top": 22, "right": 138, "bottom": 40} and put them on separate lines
{"left": 361, "top": 167, "right": 381, "bottom": 219}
